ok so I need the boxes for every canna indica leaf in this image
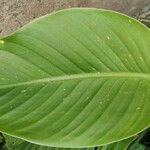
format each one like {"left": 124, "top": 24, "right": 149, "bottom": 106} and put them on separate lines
{"left": 0, "top": 8, "right": 150, "bottom": 148}
{"left": 4, "top": 134, "right": 134, "bottom": 150}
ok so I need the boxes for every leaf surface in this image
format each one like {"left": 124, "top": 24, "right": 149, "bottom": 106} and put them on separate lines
{"left": 4, "top": 134, "right": 133, "bottom": 150}
{"left": 0, "top": 8, "right": 150, "bottom": 148}
{"left": 98, "top": 138, "right": 133, "bottom": 150}
{"left": 14, "top": 138, "right": 133, "bottom": 150}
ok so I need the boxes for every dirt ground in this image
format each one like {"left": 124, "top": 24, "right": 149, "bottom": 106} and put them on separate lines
{"left": 0, "top": 0, "right": 150, "bottom": 37}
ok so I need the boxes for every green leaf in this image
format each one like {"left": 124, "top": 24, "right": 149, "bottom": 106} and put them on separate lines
{"left": 127, "top": 129, "right": 150, "bottom": 150}
{"left": 10, "top": 139, "right": 94, "bottom": 150}
{"left": 0, "top": 133, "right": 7, "bottom": 150}
{"left": 4, "top": 134, "right": 22, "bottom": 150}
{"left": 17, "top": 142, "right": 92, "bottom": 150}
{"left": 4, "top": 134, "right": 133, "bottom": 150}
{"left": 12, "top": 139, "right": 134, "bottom": 150}
{"left": 98, "top": 138, "right": 134, "bottom": 150}
{"left": 128, "top": 141, "right": 145, "bottom": 150}
{"left": 0, "top": 8, "right": 150, "bottom": 148}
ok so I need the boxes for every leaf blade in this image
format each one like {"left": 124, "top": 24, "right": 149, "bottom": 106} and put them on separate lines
{"left": 0, "top": 8, "right": 150, "bottom": 147}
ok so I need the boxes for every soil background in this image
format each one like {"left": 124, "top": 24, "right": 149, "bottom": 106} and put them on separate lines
{"left": 0, "top": 0, "right": 150, "bottom": 37}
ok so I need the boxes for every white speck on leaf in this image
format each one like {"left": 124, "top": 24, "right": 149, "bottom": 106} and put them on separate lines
{"left": 139, "top": 57, "right": 143, "bottom": 60}
{"left": 107, "top": 36, "right": 110, "bottom": 40}
{"left": 0, "top": 40, "right": 5, "bottom": 44}
{"left": 21, "top": 90, "right": 26, "bottom": 93}
{"left": 99, "top": 101, "right": 103, "bottom": 105}
{"left": 136, "top": 107, "right": 141, "bottom": 110}
{"left": 92, "top": 68, "right": 96, "bottom": 71}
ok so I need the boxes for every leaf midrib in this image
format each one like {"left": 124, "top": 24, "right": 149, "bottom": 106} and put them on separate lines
{"left": 1, "top": 72, "right": 150, "bottom": 89}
